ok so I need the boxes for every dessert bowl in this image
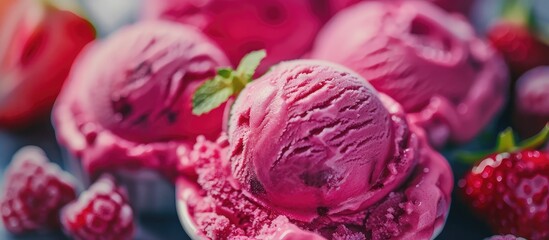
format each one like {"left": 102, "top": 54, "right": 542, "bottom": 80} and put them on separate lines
{"left": 175, "top": 60, "right": 453, "bottom": 239}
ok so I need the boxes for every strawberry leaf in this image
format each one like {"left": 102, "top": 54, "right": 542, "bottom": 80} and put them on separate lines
{"left": 458, "top": 124, "right": 549, "bottom": 165}
{"left": 458, "top": 128, "right": 517, "bottom": 164}
{"left": 456, "top": 150, "right": 495, "bottom": 165}
{"left": 495, "top": 128, "right": 517, "bottom": 153}
{"left": 518, "top": 123, "right": 549, "bottom": 150}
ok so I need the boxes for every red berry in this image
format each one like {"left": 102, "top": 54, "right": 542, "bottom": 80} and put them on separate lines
{"left": 487, "top": 22, "right": 549, "bottom": 77}
{"left": 0, "top": 2, "right": 95, "bottom": 129}
{"left": 61, "top": 175, "right": 134, "bottom": 240}
{"left": 487, "top": 234, "right": 526, "bottom": 240}
{"left": 0, "top": 146, "right": 77, "bottom": 234}
{"left": 459, "top": 150, "right": 549, "bottom": 239}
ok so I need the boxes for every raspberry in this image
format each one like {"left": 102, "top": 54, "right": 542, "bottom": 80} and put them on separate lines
{"left": 61, "top": 174, "right": 134, "bottom": 240}
{"left": 0, "top": 146, "right": 77, "bottom": 233}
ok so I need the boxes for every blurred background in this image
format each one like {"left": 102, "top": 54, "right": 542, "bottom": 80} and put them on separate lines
{"left": 1, "top": 0, "right": 549, "bottom": 239}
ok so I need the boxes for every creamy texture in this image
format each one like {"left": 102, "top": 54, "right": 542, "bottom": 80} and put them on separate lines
{"left": 513, "top": 67, "right": 549, "bottom": 137}
{"left": 228, "top": 61, "right": 417, "bottom": 221}
{"left": 319, "top": 0, "right": 473, "bottom": 18}
{"left": 53, "top": 21, "right": 230, "bottom": 178}
{"left": 311, "top": 0, "right": 508, "bottom": 146}
{"left": 141, "top": 0, "right": 322, "bottom": 72}
{"left": 177, "top": 61, "right": 453, "bottom": 240}
{"left": 177, "top": 135, "right": 326, "bottom": 240}
{"left": 430, "top": 0, "right": 474, "bottom": 14}
{"left": 82, "top": 21, "right": 228, "bottom": 142}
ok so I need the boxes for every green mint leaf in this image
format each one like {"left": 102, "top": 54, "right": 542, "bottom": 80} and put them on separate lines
{"left": 217, "top": 68, "right": 233, "bottom": 78}
{"left": 236, "top": 49, "right": 267, "bottom": 81}
{"left": 192, "top": 77, "right": 234, "bottom": 116}
{"left": 192, "top": 50, "right": 268, "bottom": 116}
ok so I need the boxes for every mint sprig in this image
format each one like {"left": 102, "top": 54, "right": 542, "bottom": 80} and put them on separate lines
{"left": 458, "top": 124, "right": 549, "bottom": 164}
{"left": 192, "top": 50, "right": 266, "bottom": 116}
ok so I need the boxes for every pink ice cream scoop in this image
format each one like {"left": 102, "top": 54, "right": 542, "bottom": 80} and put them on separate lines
{"left": 311, "top": 0, "right": 508, "bottom": 147}
{"left": 321, "top": 0, "right": 474, "bottom": 18}
{"left": 141, "top": 0, "right": 322, "bottom": 72}
{"left": 228, "top": 60, "right": 418, "bottom": 221}
{"left": 513, "top": 66, "right": 549, "bottom": 138}
{"left": 53, "top": 20, "right": 230, "bottom": 181}
{"left": 177, "top": 60, "right": 453, "bottom": 239}
{"left": 431, "top": 0, "right": 475, "bottom": 14}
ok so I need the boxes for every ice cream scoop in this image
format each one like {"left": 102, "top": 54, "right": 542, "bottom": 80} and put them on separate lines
{"left": 311, "top": 0, "right": 508, "bottom": 147}
{"left": 53, "top": 21, "right": 230, "bottom": 213}
{"left": 141, "top": 0, "right": 322, "bottom": 73}
{"left": 320, "top": 0, "right": 474, "bottom": 18}
{"left": 177, "top": 60, "right": 453, "bottom": 239}
{"left": 81, "top": 28, "right": 227, "bottom": 142}
{"left": 228, "top": 60, "right": 417, "bottom": 221}
{"left": 54, "top": 20, "right": 230, "bottom": 172}
{"left": 513, "top": 66, "right": 549, "bottom": 138}
{"left": 430, "top": 0, "right": 474, "bottom": 14}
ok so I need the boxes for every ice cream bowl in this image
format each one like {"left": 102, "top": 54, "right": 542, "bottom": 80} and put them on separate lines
{"left": 176, "top": 201, "right": 447, "bottom": 240}
{"left": 175, "top": 178, "right": 201, "bottom": 240}
{"left": 174, "top": 130, "right": 452, "bottom": 240}
{"left": 175, "top": 171, "right": 328, "bottom": 240}
{"left": 174, "top": 60, "right": 454, "bottom": 239}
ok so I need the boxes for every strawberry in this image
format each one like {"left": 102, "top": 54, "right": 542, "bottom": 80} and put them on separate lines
{"left": 488, "top": 22, "right": 549, "bottom": 77}
{"left": 458, "top": 125, "right": 549, "bottom": 240}
{"left": 0, "top": 1, "right": 95, "bottom": 129}
{"left": 487, "top": 0, "right": 549, "bottom": 78}
{"left": 486, "top": 235, "right": 526, "bottom": 240}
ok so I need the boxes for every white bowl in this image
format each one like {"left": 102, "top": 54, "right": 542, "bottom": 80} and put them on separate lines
{"left": 175, "top": 181, "right": 200, "bottom": 240}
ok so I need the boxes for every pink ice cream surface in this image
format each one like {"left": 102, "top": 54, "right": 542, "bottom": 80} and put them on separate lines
{"left": 141, "top": 0, "right": 322, "bottom": 72}
{"left": 429, "top": 0, "right": 475, "bottom": 14}
{"left": 514, "top": 66, "right": 549, "bottom": 137}
{"left": 53, "top": 21, "right": 230, "bottom": 177}
{"left": 178, "top": 61, "right": 453, "bottom": 239}
{"left": 311, "top": 0, "right": 508, "bottom": 145}
{"left": 229, "top": 60, "right": 417, "bottom": 221}
{"left": 323, "top": 0, "right": 474, "bottom": 17}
